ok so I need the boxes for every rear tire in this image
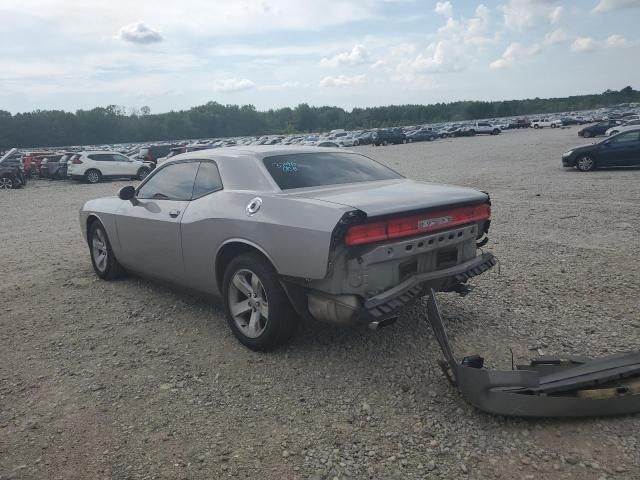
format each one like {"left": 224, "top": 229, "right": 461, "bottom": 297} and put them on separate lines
{"left": 88, "top": 221, "right": 125, "bottom": 280}
{"left": 137, "top": 167, "right": 150, "bottom": 181}
{"left": 534, "top": 124, "right": 539, "bottom": 129}
{"left": 85, "top": 169, "right": 101, "bottom": 184}
{"left": 222, "top": 253, "right": 297, "bottom": 351}
{"left": 583, "top": 131, "right": 592, "bottom": 138}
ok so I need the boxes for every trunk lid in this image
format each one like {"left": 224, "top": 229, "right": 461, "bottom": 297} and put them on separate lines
{"left": 285, "top": 179, "right": 488, "bottom": 217}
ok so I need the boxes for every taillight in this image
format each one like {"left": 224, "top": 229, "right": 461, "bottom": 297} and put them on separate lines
{"left": 344, "top": 221, "right": 387, "bottom": 246}
{"left": 344, "top": 203, "right": 491, "bottom": 246}
{"left": 72, "top": 157, "right": 83, "bottom": 164}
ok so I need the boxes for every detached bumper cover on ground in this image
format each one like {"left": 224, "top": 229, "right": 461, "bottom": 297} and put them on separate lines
{"left": 426, "top": 289, "right": 640, "bottom": 417}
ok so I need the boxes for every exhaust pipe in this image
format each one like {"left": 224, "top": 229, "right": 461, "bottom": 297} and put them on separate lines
{"left": 368, "top": 317, "right": 398, "bottom": 331}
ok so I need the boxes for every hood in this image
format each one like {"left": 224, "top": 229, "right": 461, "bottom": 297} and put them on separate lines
{"left": 0, "top": 148, "right": 18, "bottom": 163}
{"left": 285, "top": 179, "right": 489, "bottom": 217}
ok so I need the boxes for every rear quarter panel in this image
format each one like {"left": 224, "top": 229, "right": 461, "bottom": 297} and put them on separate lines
{"left": 180, "top": 191, "right": 350, "bottom": 295}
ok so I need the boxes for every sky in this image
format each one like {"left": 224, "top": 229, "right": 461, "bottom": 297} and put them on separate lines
{"left": 1, "top": 0, "right": 639, "bottom": 114}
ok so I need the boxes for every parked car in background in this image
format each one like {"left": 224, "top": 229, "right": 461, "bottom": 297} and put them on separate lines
{"left": 316, "top": 141, "right": 341, "bottom": 148}
{"left": 605, "top": 119, "right": 640, "bottom": 136}
{"left": 80, "top": 146, "right": 494, "bottom": 350}
{"left": 531, "top": 118, "right": 562, "bottom": 128}
{"left": 0, "top": 148, "right": 27, "bottom": 189}
{"left": 464, "top": 122, "right": 501, "bottom": 135}
{"left": 578, "top": 120, "right": 623, "bottom": 138}
{"left": 337, "top": 135, "right": 359, "bottom": 147}
{"left": 562, "top": 129, "right": 640, "bottom": 171}
{"left": 509, "top": 118, "right": 531, "bottom": 129}
{"left": 67, "top": 151, "right": 151, "bottom": 184}
{"left": 40, "top": 152, "right": 73, "bottom": 179}
{"left": 406, "top": 129, "right": 439, "bottom": 142}
{"left": 22, "top": 151, "right": 54, "bottom": 178}
{"left": 372, "top": 128, "right": 406, "bottom": 146}
{"left": 138, "top": 144, "right": 179, "bottom": 165}
{"left": 356, "top": 131, "right": 374, "bottom": 145}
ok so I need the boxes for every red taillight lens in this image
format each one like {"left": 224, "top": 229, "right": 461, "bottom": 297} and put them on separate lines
{"left": 344, "top": 221, "right": 387, "bottom": 246}
{"left": 72, "top": 158, "right": 83, "bottom": 164}
{"left": 344, "top": 203, "right": 491, "bottom": 246}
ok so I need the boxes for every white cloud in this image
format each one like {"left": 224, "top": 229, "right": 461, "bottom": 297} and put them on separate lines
{"left": 319, "top": 74, "right": 366, "bottom": 87}
{"left": 489, "top": 42, "right": 540, "bottom": 69}
{"left": 211, "top": 78, "right": 255, "bottom": 92}
{"left": 544, "top": 28, "right": 567, "bottom": 45}
{"left": 502, "top": 0, "right": 562, "bottom": 31}
{"left": 606, "top": 34, "right": 629, "bottom": 48}
{"left": 571, "top": 37, "right": 597, "bottom": 53}
{"left": 592, "top": 0, "right": 640, "bottom": 13}
{"left": 320, "top": 44, "right": 369, "bottom": 67}
{"left": 549, "top": 5, "right": 563, "bottom": 23}
{"left": 434, "top": 1, "right": 453, "bottom": 17}
{"left": 370, "top": 60, "right": 386, "bottom": 69}
{"left": 118, "top": 22, "right": 162, "bottom": 44}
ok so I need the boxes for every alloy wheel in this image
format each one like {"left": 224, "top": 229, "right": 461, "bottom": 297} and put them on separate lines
{"left": 228, "top": 269, "right": 269, "bottom": 339}
{"left": 87, "top": 171, "right": 100, "bottom": 183}
{"left": 577, "top": 156, "right": 594, "bottom": 171}
{"left": 0, "top": 177, "right": 13, "bottom": 189}
{"left": 91, "top": 228, "right": 108, "bottom": 272}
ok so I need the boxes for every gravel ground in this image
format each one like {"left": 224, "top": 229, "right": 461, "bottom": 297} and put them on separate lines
{"left": 1, "top": 126, "right": 639, "bottom": 480}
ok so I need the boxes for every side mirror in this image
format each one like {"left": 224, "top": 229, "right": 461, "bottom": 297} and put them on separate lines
{"left": 118, "top": 185, "right": 135, "bottom": 200}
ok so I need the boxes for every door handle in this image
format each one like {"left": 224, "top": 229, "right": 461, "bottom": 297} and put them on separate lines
{"left": 169, "top": 209, "right": 180, "bottom": 218}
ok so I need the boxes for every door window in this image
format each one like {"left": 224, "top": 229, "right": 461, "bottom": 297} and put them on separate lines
{"left": 137, "top": 162, "right": 199, "bottom": 200}
{"left": 610, "top": 131, "right": 640, "bottom": 144}
{"left": 192, "top": 162, "right": 223, "bottom": 198}
{"left": 88, "top": 154, "right": 114, "bottom": 161}
{"left": 112, "top": 154, "right": 131, "bottom": 162}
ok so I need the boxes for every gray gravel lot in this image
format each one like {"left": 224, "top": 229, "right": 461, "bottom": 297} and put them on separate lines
{"left": 1, "top": 126, "right": 639, "bottom": 480}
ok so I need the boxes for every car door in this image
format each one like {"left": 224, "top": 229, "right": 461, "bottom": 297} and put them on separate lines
{"left": 115, "top": 161, "right": 200, "bottom": 282}
{"left": 87, "top": 153, "right": 116, "bottom": 176}
{"left": 110, "top": 153, "right": 136, "bottom": 177}
{"left": 603, "top": 131, "right": 640, "bottom": 166}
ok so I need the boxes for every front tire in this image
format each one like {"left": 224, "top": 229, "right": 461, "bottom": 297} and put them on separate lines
{"left": 0, "top": 176, "right": 14, "bottom": 190}
{"left": 85, "top": 169, "right": 101, "bottom": 184}
{"left": 223, "top": 253, "right": 297, "bottom": 351}
{"left": 576, "top": 155, "right": 596, "bottom": 172}
{"left": 88, "top": 221, "right": 125, "bottom": 280}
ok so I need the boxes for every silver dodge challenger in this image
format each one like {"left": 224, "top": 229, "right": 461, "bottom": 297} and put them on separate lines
{"left": 80, "top": 146, "right": 495, "bottom": 350}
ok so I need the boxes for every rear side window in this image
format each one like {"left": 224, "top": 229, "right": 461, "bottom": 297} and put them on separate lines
{"left": 88, "top": 154, "right": 113, "bottom": 161}
{"left": 137, "top": 162, "right": 199, "bottom": 201}
{"left": 192, "top": 162, "right": 223, "bottom": 198}
{"left": 263, "top": 152, "right": 402, "bottom": 190}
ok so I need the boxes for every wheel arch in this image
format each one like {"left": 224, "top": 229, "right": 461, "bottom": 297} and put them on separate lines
{"left": 215, "top": 239, "right": 279, "bottom": 293}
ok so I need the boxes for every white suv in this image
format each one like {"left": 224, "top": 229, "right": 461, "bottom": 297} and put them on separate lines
{"left": 531, "top": 118, "right": 562, "bottom": 129}
{"left": 67, "top": 151, "right": 151, "bottom": 184}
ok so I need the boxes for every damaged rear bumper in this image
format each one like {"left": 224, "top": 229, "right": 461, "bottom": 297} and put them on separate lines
{"left": 364, "top": 252, "right": 497, "bottom": 321}
{"left": 425, "top": 289, "right": 640, "bottom": 417}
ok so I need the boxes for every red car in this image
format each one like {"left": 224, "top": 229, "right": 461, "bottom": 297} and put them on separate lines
{"left": 22, "top": 151, "right": 55, "bottom": 178}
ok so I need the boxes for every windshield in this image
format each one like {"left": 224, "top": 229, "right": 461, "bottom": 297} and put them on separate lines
{"left": 263, "top": 152, "right": 402, "bottom": 190}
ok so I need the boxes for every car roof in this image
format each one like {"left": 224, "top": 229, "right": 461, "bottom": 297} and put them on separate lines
{"left": 161, "top": 146, "right": 354, "bottom": 192}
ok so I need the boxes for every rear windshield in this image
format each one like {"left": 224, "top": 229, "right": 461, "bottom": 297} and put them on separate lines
{"left": 263, "top": 152, "right": 402, "bottom": 190}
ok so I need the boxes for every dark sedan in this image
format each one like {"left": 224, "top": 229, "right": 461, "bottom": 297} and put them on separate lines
{"left": 406, "top": 129, "right": 438, "bottom": 143}
{"left": 578, "top": 120, "right": 622, "bottom": 138}
{"left": 562, "top": 128, "right": 640, "bottom": 171}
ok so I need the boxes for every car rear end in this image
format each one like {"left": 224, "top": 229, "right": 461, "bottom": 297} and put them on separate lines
{"left": 305, "top": 194, "right": 493, "bottom": 327}
{"left": 66, "top": 153, "right": 85, "bottom": 179}
{"left": 261, "top": 149, "right": 495, "bottom": 328}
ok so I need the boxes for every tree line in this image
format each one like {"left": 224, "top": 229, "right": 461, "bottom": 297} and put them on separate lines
{"left": 1, "top": 87, "right": 638, "bottom": 149}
